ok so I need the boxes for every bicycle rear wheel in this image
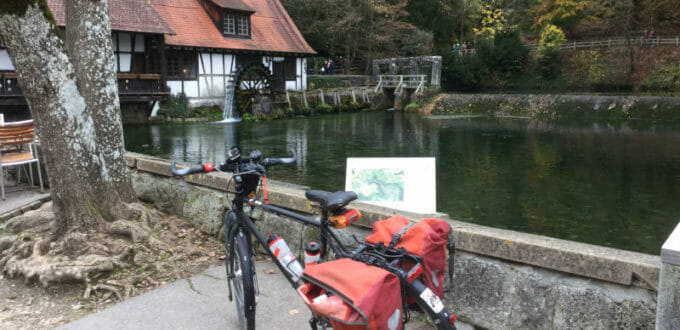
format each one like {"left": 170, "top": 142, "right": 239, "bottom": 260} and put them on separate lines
{"left": 230, "top": 231, "right": 256, "bottom": 330}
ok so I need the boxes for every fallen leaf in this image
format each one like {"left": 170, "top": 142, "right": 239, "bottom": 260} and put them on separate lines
{"left": 289, "top": 309, "right": 299, "bottom": 315}
{"left": 263, "top": 269, "right": 277, "bottom": 274}
{"left": 177, "top": 233, "right": 186, "bottom": 238}
{"left": 208, "top": 251, "right": 216, "bottom": 257}
{"left": 219, "top": 255, "right": 226, "bottom": 260}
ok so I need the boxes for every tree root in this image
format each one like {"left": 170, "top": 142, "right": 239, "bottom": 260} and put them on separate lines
{"left": 84, "top": 283, "right": 122, "bottom": 301}
{"left": 0, "top": 201, "right": 222, "bottom": 304}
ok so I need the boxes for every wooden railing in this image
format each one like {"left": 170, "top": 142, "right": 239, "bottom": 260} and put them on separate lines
{"left": 117, "top": 73, "right": 167, "bottom": 97}
{"left": 527, "top": 36, "right": 680, "bottom": 50}
{"left": 454, "top": 36, "right": 680, "bottom": 54}
{"left": 0, "top": 72, "right": 22, "bottom": 98}
{"left": 375, "top": 75, "right": 427, "bottom": 94}
{"left": 1, "top": 73, "right": 167, "bottom": 102}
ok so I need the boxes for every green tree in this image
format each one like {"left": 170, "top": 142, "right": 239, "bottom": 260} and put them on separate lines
{"left": 537, "top": 25, "right": 566, "bottom": 79}
{"left": 532, "top": 0, "right": 592, "bottom": 34}
{"left": 282, "top": 0, "right": 432, "bottom": 73}
{"left": 476, "top": 2, "right": 508, "bottom": 39}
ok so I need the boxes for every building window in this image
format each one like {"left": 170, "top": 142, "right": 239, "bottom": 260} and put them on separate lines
{"left": 223, "top": 13, "right": 250, "bottom": 38}
{"left": 167, "top": 50, "right": 197, "bottom": 79}
{"left": 112, "top": 32, "right": 146, "bottom": 73}
{"left": 223, "top": 15, "right": 235, "bottom": 35}
{"left": 237, "top": 16, "right": 249, "bottom": 35}
{"left": 284, "top": 57, "right": 297, "bottom": 80}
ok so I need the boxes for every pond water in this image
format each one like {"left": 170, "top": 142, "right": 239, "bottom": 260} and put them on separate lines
{"left": 124, "top": 111, "right": 680, "bottom": 254}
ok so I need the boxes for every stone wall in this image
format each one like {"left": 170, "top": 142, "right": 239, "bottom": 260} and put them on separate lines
{"left": 429, "top": 93, "right": 680, "bottom": 121}
{"left": 126, "top": 152, "right": 661, "bottom": 329}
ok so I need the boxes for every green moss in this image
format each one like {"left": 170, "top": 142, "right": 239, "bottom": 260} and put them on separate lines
{"left": 404, "top": 102, "right": 419, "bottom": 112}
{"left": 0, "top": 0, "right": 58, "bottom": 33}
{"left": 316, "top": 103, "right": 333, "bottom": 113}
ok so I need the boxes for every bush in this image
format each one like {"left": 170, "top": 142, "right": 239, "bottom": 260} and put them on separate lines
{"left": 404, "top": 102, "right": 419, "bottom": 112}
{"left": 642, "top": 64, "right": 680, "bottom": 92}
{"left": 538, "top": 24, "right": 566, "bottom": 51}
{"left": 316, "top": 103, "right": 333, "bottom": 113}
{"left": 441, "top": 29, "right": 528, "bottom": 92}
{"left": 537, "top": 47, "right": 563, "bottom": 79}
{"left": 163, "top": 93, "right": 189, "bottom": 118}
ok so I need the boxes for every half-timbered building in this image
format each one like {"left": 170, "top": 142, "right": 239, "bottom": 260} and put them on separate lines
{"left": 0, "top": 0, "right": 315, "bottom": 108}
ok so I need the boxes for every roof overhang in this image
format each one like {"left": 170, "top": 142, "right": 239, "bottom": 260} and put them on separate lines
{"left": 208, "top": 0, "right": 255, "bottom": 13}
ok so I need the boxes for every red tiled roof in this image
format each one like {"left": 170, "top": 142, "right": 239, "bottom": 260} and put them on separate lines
{"left": 209, "top": 0, "right": 254, "bottom": 12}
{"left": 152, "top": 0, "right": 315, "bottom": 54}
{"left": 47, "top": 0, "right": 174, "bottom": 35}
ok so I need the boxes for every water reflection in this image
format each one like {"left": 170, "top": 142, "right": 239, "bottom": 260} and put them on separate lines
{"left": 124, "top": 112, "right": 680, "bottom": 254}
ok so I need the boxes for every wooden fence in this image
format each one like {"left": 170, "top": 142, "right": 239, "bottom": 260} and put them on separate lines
{"left": 453, "top": 36, "right": 680, "bottom": 54}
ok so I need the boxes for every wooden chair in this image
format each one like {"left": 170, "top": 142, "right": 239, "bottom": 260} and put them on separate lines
{"left": 0, "top": 119, "right": 44, "bottom": 200}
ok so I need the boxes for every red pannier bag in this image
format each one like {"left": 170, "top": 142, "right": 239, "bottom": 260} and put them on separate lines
{"left": 297, "top": 258, "right": 404, "bottom": 330}
{"left": 365, "top": 216, "right": 453, "bottom": 299}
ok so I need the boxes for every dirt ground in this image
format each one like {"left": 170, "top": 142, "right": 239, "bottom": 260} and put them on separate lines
{"left": 0, "top": 205, "right": 225, "bottom": 330}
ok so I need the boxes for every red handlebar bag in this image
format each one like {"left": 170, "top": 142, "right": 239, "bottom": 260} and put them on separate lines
{"left": 297, "top": 258, "right": 403, "bottom": 330}
{"left": 365, "top": 216, "right": 452, "bottom": 299}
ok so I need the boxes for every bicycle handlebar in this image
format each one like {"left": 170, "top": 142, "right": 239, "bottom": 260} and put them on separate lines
{"left": 170, "top": 161, "right": 212, "bottom": 176}
{"left": 169, "top": 147, "right": 297, "bottom": 177}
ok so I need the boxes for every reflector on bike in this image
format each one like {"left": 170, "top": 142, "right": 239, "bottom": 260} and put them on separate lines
{"left": 329, "top": 208, "right": 361, "bottom": 229}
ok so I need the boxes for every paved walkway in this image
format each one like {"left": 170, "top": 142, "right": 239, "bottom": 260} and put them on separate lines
{"left": 57, "top": 261, "right": 310, "bottom": 330}
{"left": 0, "top": 182, "right": 435, "bottom": 329}
{"left": 0, "top": 181, "right": 49, "bottom": 219}
{"left": 57, "top": 260, "right": 432, "bottom": 330}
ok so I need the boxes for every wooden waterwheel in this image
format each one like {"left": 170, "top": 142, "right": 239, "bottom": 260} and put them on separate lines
{"left": 235, "top": 63, "right": 273, "bottom": 114}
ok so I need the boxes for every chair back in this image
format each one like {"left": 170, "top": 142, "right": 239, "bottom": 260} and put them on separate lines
{"left": 0, "top": 120, "right": 35, "bottom": 150}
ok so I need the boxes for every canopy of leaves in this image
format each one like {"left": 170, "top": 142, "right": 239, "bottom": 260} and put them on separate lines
{"left": 281, "top": 0, "right": 432, "bottom": 73}
{"left": 539, "top": 24, "right": 566, "bottom": 50}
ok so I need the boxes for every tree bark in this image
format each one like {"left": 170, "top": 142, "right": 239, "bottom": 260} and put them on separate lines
{"left": 64, "top": 0, "right": 136, "bottom": 206}
{"left": 0, "top": 1, "right": 136, "bottom": 238}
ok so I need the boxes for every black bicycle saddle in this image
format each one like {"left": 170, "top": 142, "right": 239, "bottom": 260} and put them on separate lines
{"left": 305, "top": 190, "right": 358, "bottom": 213}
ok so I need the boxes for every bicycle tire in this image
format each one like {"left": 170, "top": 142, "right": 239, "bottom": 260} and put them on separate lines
{"left": 230, "top": 231, "right": 256, "bottom": 330}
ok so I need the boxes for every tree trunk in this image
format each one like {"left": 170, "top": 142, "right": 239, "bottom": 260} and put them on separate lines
{"left": 0, "top": 1, "right": 136, "bottom": 238}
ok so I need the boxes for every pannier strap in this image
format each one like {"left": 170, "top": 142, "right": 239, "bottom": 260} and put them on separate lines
{"left": 388, "top": 223, "right": 415, "bottom": 249}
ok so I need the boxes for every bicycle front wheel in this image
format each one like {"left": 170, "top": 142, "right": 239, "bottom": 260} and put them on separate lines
{"left": 230, "top": 231, "right": 256, "bottom": 330}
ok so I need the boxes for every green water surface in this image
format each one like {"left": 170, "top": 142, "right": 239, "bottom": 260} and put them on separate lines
{"left": 124, "top": 111, "right": 680, "bottom": 254}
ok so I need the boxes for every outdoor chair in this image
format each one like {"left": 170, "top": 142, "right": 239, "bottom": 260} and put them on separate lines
{"left": 0, "top": 119, "right": 44, "bottom": 200}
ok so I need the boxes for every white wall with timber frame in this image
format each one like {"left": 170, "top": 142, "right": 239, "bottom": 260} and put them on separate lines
{"left": 0, "top": 50, "right": 14, "bottom": 71}
{"left": 262, "top": 56, "right": 307, "bottom": 91}
{"left": 167, "top": 52, "right": 307, "bottom": 99}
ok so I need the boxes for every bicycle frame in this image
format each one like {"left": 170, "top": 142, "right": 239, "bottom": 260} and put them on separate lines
{"left": 170, "top": 148, "right": 456, "bottom": 329}
{"left": 224, "top": 178, "right": 349, "bottom": 290}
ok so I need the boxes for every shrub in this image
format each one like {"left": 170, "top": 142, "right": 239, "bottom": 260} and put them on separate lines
{"left": 537, "top": 47, "right": 563, "bottom": 79}
{"left": 404, "top": 102, "right": 419, "bottom": 112}
{"left": 316, "top": 103, "right": 333, "bottom": 113}
{"left": 441, "top": 29, "right": 528, "bottom": 91}
{"left": 163, "top": 93, "right": 189, "bottom": 118}
{"left": 642, "top": 64, "right": 680, "bottom": 92}
{"left": 538, "top": 24, "right": 566, "bottom": 51}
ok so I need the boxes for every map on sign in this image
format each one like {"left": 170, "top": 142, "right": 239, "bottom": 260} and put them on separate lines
{"left": 345, "top": 158, "right": 436, "bottom": 214}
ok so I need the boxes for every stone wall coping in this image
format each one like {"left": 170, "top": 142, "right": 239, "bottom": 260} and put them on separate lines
{"left": 126, "top": 152, "right": 660, "bottom": 290}
{"left": 450, "top": 219, "right": 660, "bottom": 290}
{"left": 661, "top": 222, "right": 680, "bottom": 266}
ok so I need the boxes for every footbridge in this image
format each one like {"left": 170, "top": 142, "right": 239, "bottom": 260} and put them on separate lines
{"left": 372, "top": 56, "right": 441, "bottom": 95}
{"left": 374, "top": 75, "right": 427, "bottom": 94}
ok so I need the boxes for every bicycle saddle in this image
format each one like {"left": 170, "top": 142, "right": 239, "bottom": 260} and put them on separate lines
{"left": 305, "top": 190, "right": 358, "bottom": 213}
